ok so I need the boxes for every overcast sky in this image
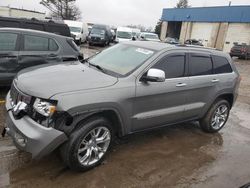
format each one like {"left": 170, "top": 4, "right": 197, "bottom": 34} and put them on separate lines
{"left": 1, "top": 0, "right": 250, "bottom": 27}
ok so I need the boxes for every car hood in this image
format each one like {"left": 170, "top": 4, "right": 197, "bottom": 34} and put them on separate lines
{"left": 15, "top": 62, "right": 118, "bottom": 99}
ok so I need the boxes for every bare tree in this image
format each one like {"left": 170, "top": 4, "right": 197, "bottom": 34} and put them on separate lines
{"left": 40, "top": 0, "right": 81, "bottom": 20}
{"left": 176, "top": 0, "right": 190, "bottom": 8}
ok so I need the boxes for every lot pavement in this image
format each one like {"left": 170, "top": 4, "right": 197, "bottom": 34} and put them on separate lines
{"left": 0, "top": 45, "right": 250, "bottom": 187}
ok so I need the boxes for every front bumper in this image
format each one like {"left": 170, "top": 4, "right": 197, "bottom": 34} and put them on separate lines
{"left": 4, "top": 92, "right": 68, "bottom": 159}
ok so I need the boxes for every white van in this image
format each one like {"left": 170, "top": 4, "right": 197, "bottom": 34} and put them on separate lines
{"left": 132, "top": 28, "right": 141, "bottom": 39}
{"left": 115, "top": 27, "right": 133, "bottom": 43}
{"left": 64, "top": 20, "right": 88, "bottom": 45}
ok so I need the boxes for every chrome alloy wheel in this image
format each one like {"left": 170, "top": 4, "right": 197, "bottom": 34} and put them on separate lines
{"left": 77, "top": 126, "right": 111, "bottom": 166}
{"left": 211, "top": 104, "right": 229, "bottom": 130}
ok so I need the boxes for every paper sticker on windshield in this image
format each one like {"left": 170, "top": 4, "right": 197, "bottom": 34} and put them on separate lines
{"left": 136, "top": 48, "right": 154, "bottom": 55}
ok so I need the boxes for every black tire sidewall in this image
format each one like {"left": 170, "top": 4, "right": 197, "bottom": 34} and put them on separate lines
{"left": 60, "top": 117, "right": 113, "bottom": 171}
{"left": 201, "top": 99, "right": 230, "bottom": 133}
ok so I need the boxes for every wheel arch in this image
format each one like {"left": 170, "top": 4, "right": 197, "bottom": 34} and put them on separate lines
{"left": 69, "top": 108, "right": 125, "bottom": 137}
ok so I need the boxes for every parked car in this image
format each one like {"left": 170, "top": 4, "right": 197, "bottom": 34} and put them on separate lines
{"left": 230, "top": 44, "right": 250, "bottom": 59}
{"left": 164, "top": 37, "right": 180, "bottom": 44}
{"left": 115, "top": 27, "right": 133, "bottom": 43}
{"left": 0, "top": 16, "right": 71, "bottom": 37}
{"left": 88, "top": 24, "right": 113, "bottom": 46}
{"left": 64, "top": 20, "right": 89, "bottom": 45}
{"left": 3, "top": 41, "right": 240, "bottom": 172}
{"left": 184, "top": 39, "right": 203, "bottom": 46}
{"left": 0, "top": 28, "right": 83, "bottom": 86}
{"left": 140, "top": 32, "right": 161, "bottom": 42}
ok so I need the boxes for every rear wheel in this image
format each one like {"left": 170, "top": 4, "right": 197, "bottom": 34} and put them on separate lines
{"left": 200, "top": 99, "right": 230, "bottom": 133}
{"left": 60, "top": 116, "right": 113, "bottom": 171}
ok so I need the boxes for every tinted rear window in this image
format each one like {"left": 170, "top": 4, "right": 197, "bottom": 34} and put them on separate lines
{"left": 212, "top": 56, "right": 233, "bottom": 74}
{"left": 189, "top": 55, "right": 213, "bottom": 76}
{"left": 24, "top": 35, "right": 49, "bottom": 51}
{"left": 0, "top": 33, "right": 18, "bottom": 51}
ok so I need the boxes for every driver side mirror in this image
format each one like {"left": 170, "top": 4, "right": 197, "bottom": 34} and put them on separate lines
{"left": 141, "top": 68, "right": 165, "bottom": 82}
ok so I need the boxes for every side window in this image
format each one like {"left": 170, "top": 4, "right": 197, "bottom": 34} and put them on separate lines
{"left": 49, "top": 39, "right": 59, "bottom": 51}
{"left": 0, "top": 33, "right": 18, "bottom": 51}
{"left": 212, "top": 56, "right": 233, "bottom": 74}
{"left": 24, "top": 35, "right": 49, "bottom": 51}
{"left": 189, "top": 54, "right": 213, "bottom": 76}
{"left": 153, "top": 54, "right": 185, "bottom": 79}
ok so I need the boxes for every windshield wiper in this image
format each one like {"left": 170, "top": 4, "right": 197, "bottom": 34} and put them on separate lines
{"left": 89, "top": 62, "right": 106, "bottom": 73}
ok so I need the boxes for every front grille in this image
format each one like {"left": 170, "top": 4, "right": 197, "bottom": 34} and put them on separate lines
{"left": 10, "top": 83, "right": 32, "bottom": 106}
{"left": 91, "top": 36, "right": 101, "bottom": 42}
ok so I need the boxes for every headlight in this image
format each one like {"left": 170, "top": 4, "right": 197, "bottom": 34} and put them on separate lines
{"left": 33, "top": 98, "right": 56, "bottom": 117}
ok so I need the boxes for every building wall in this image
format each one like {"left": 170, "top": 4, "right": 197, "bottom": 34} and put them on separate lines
{"left": 160, "top": 21, "right": 168, "bottom": 41}
{"left": 10, "top": 9, "right": 45, "bottom": 19}
{"left": 223, "top": 23, "right": 250, "bottom": 52}
{"left": 161, "top": 20, "right": 250, "bottom": 52}
{"left": 0, "top": 7, "right": 45, "bottom": 19}
{"left": 0, "top": 7, "right": 10, "bottom": 17}
{"left": 179, "top": 22, "right": 192, "bottom": 44}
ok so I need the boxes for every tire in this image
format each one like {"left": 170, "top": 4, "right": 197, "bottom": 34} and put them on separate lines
{"left": 200, "top": 99, "right": 230, "bottom": 133}
{"left": 60, "top": 116, "right": 113, "bottom": 171}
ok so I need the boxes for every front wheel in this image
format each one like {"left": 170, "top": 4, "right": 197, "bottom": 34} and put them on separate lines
{"left": 200, "top": 99, "right": 230, "bottom": 133}
{"left": 60, "top": 116, "right": 113, "bottom": 171}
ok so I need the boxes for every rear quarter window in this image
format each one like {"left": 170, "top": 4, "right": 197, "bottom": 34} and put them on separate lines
{"left": 212, "top": 56, "right": 233, "bottom": 74}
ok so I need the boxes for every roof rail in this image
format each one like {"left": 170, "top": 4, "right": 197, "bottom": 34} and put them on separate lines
{"left": 176, "top": 44, "right": 221, "bottom": 51}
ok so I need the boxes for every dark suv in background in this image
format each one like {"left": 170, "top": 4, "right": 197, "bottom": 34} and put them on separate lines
{"left": 0, "top": 28, "right": 83, "bottom": 86}
{"left": 88, "top": 24, "right": 113, "bottom": 46}
{"left": 230, "top": 44, "right": 250, "bottom": 59}
{"left": 0, "top": 16, "right": 71, "bottom": 37}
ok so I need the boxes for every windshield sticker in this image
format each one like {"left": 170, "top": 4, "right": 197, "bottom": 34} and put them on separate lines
{"left": 136, "top": 48, "right": 154, "bottom": 55}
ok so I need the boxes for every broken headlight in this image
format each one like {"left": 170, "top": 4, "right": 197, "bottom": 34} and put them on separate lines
{"left": 33, "top": 98, "right": 56, "bottom": 117}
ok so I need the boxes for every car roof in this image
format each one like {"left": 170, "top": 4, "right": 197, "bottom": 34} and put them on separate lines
{"left": 0, "top": 27, "right": 68, "bottom": 39}
{"left": 117, "top": 27, "right": 132, "bottom": 32}
{"left": 123, "top": 41, "right": 226, "bottom": 55}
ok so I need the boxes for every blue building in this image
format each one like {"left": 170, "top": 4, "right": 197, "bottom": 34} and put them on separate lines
{"left": 160, "top": 6, "right": 250, "bottom": 52}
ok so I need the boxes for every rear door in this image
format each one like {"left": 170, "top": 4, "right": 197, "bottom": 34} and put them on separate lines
{"left": 184, "top": 52, "right": 219, "bottom": 119}
{"left": 0, "top": 32, "right": 19, "bottom": 85}
{"left": 17, "top": 34, "right": 60, "bottom": 73}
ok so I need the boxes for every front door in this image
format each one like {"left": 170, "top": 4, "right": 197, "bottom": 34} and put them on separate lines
{"left": 132, "top": 52, "right": 189, "bottom": 131}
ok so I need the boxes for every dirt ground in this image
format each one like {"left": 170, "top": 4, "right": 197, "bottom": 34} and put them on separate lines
{"left": 0, "top": 46, "right": 250, "bottom": 188}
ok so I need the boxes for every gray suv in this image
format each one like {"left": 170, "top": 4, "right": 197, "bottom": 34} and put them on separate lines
{"left": 3, "top": 41, "right": 240, "bottom": 171}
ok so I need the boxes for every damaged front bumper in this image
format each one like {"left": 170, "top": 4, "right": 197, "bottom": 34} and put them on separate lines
{"left": 3, "top": 92, "right": 68, "bottom": 159}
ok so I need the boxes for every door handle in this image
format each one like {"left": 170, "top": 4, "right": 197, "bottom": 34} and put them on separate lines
{"left": 211, "top": 79, "right": 219, "bottom": 83}
{"left": 176, "top": 83, "right": 187, "bottom": 87}
{"left": 48, "top": 53, "right": 57, "bottom": 57}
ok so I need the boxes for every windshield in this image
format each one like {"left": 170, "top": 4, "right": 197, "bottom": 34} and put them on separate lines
{"left": 117, "top": 31, "right": 132, "bottom": 39}
{"left": 69, "top": 26, "right": 81, "bottom": 33}
{"left": 91, "top": 28, "right": 105, "bottom": 36}
{"left": 88, "top": 44, "right": 155, "bottom": 76}
{"left": 145, "top": 34, "right": 159, "bottom": 40}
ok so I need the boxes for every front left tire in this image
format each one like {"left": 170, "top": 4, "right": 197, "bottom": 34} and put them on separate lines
{"left": 60, "top": 116, "right": 113, "bottom": 171}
